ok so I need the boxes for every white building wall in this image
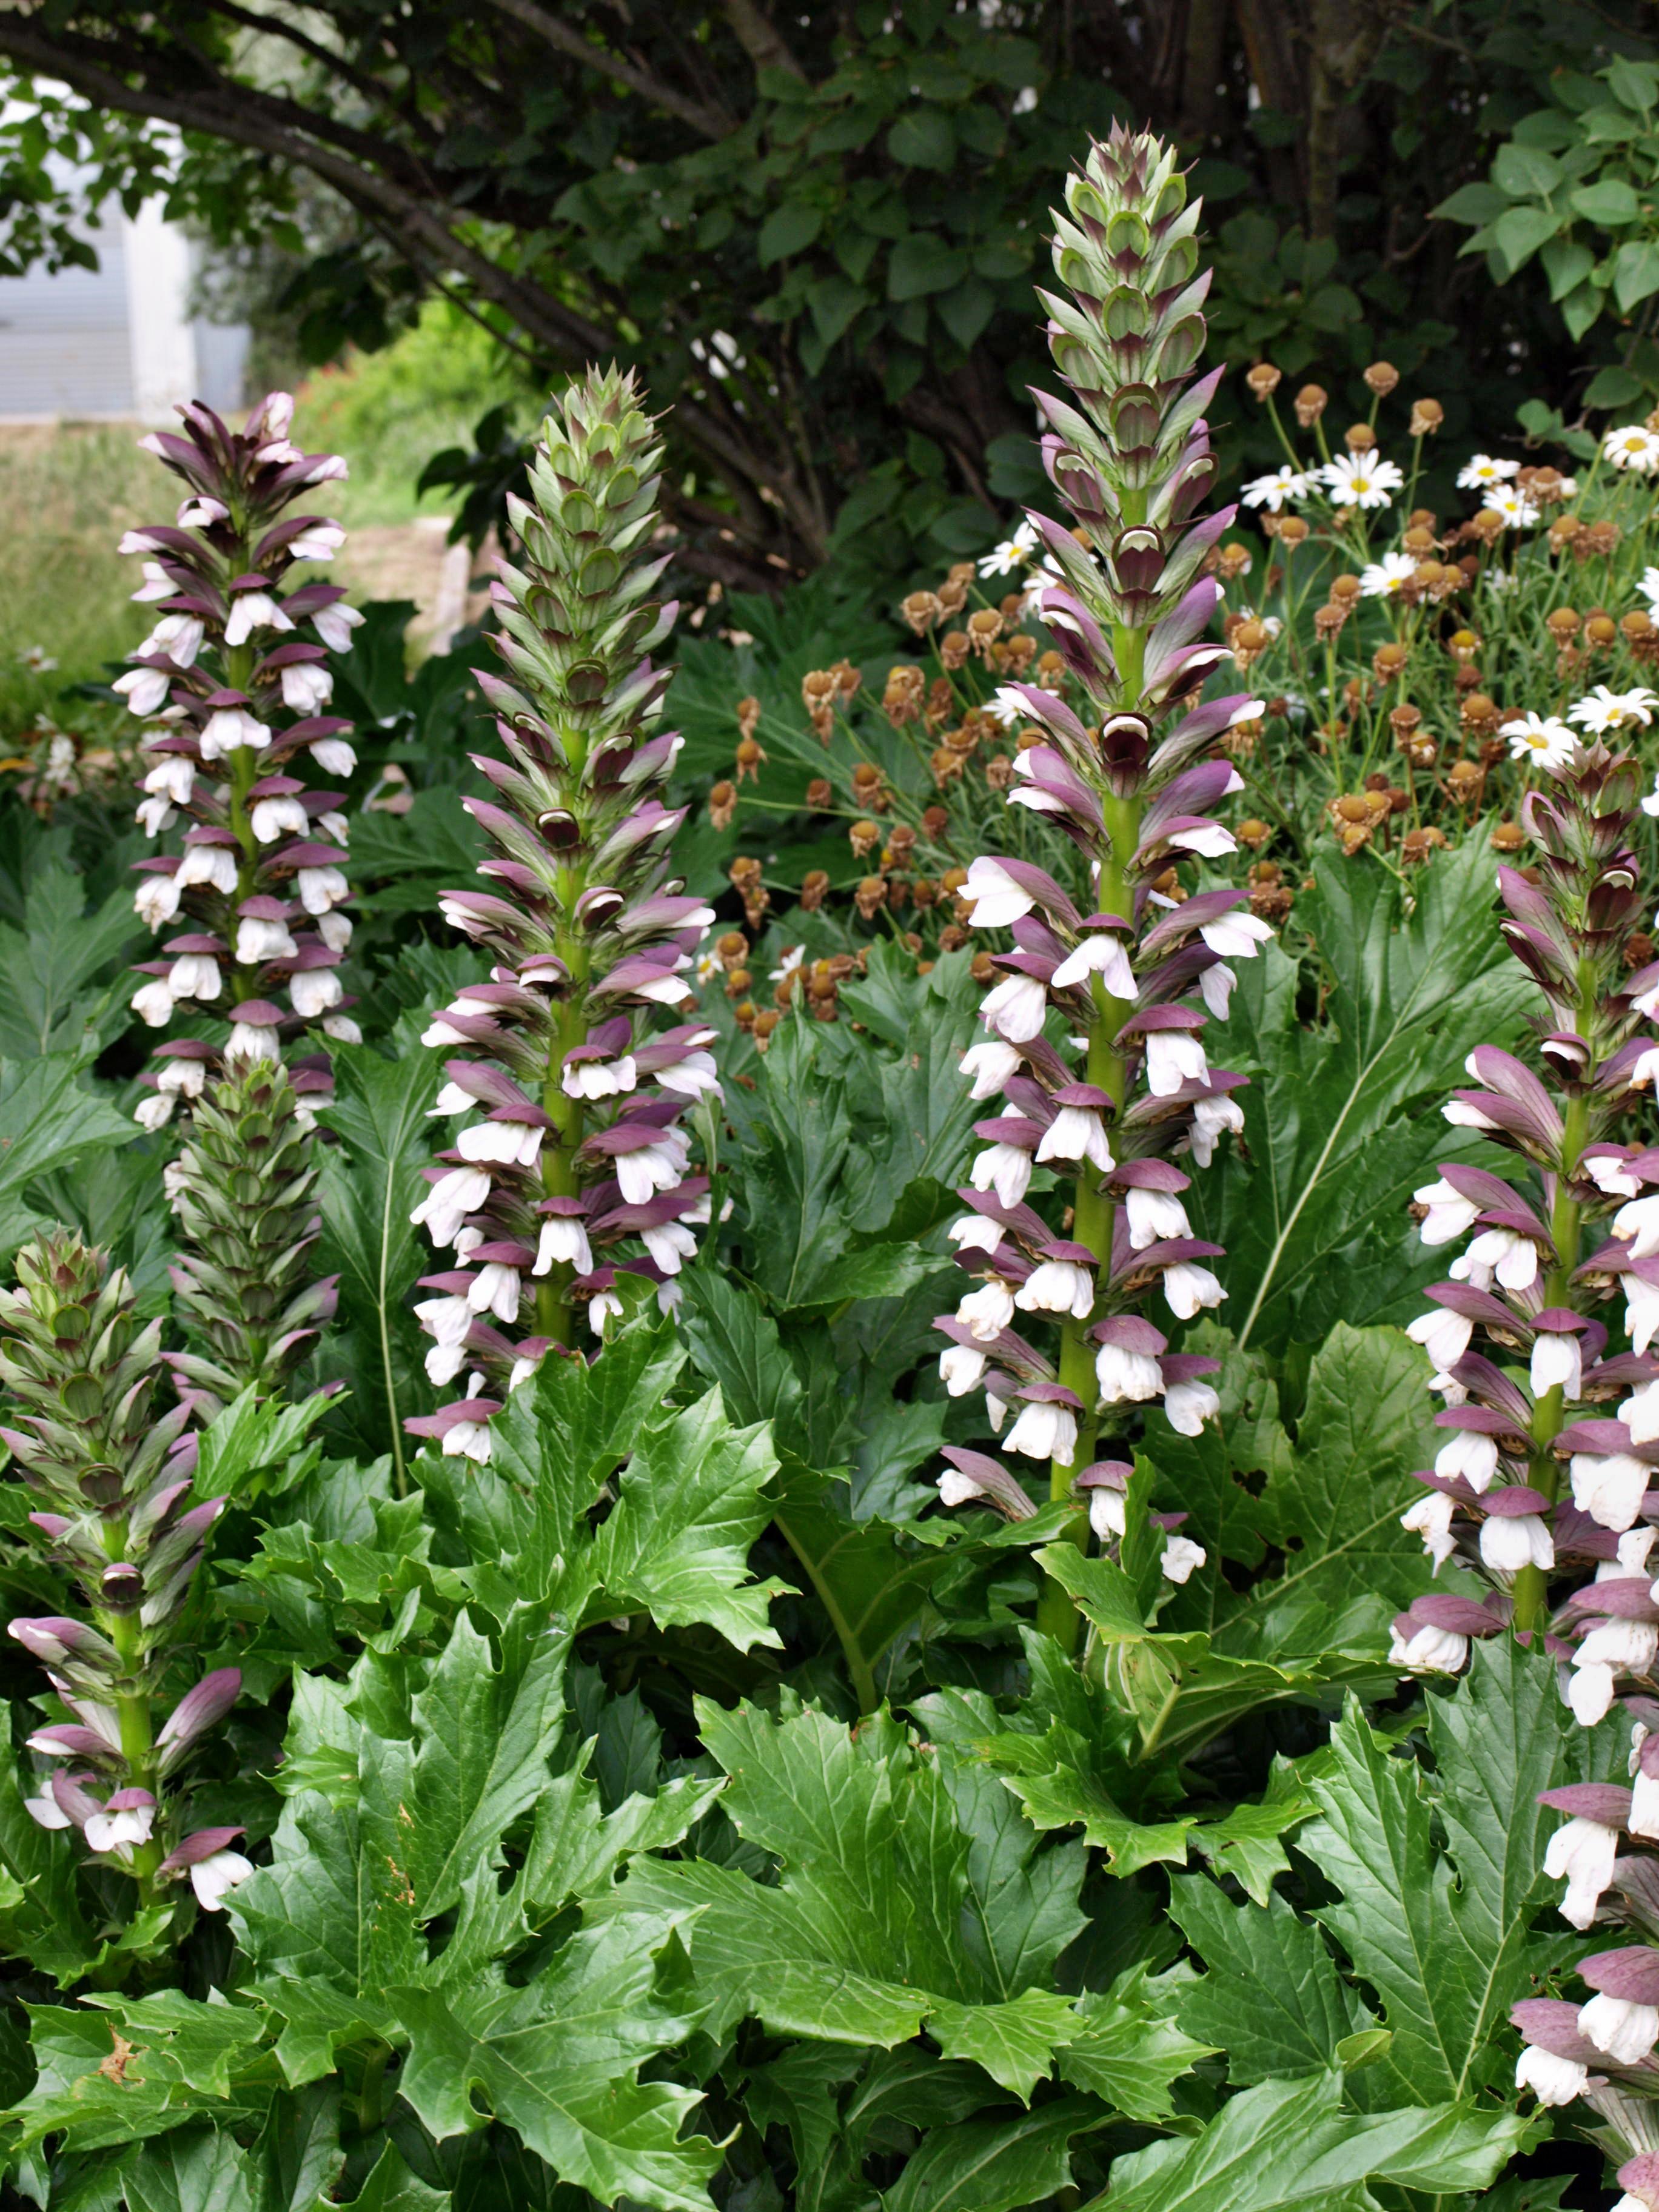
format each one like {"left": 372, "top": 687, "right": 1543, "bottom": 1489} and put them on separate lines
{"left": 124, "top": 198, "right": 196, "bottom": 423}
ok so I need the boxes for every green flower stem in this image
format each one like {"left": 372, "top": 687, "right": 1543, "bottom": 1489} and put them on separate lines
{"left": 1512, "top": 997, "right": 1594, "bottom": 1633}
{"left": 98, "top": 1528, "right": 163, "bottom": 1899}
{"left": 1034, "top": 795, "right": 1140, "bottom": 1651}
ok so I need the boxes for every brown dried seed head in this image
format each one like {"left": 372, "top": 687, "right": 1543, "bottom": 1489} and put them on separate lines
{"left": 1363, "top": 361, "right": 1400, "bottom": 397}
{"left": 1216, "top": 543, "right": 1253, "bottom": 581}
{"left": 901, "top": 589, "right": 943, "bottom": 634}
{"left": 1546, "top": 607, "right": 1581, "bottom": 638}
{"left": 1293, "top": 384, "right": 1328, "bottom": 427}
{"left": 1330, "top": 574, "right": 1362, "bottom": 604}
{"left": 849, "top": 817, "right": 880, "bottom": 857}
{"left": 735, "top": 737, "right": 765, "bottom": 782}
{"left": 920, "top": 804, "right": 948, "bottom": 839}
{"left": 716, "top": 931, "right": 748, "bottom": 967}
{"left": 737, "top": 694, "right": 762, "bottom": 742}
{"left": 940, "top": 629, "right": 970, "bottom": 671}
{"left": 1587, "top": 614, "right": 1618, "bottom": 646}
{"left": 709, "top": 780, "right": 737, "bottom": 830}
{"left": 1245, "top": 362, "right": 1282, "bottom": 399}
{"left": 799, "top": 869, "right": 829, "bottom": 911}
{"left": 1237, "top": 817, "right": 1272, "bottom": 851}
{"left": 1491, "top": 818, "right": 1524, "bottom": 851}
{"left": 1276, "top": 514, "right": 1310, "bottom": 548}
{"left": 1409, "top": 398, "right": 1444, "bottom": 437}
{"left": 1344, "top": 423, "right": 1377, "bottom": 454}
{"left": 969, "top": 951, "right": 997, "bottom": 985}
{"left": 805, "top": 777, "right": 833, "bottom": 810}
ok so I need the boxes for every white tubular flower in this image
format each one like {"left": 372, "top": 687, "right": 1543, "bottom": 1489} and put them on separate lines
{"left": 563, "top": 1053, "right": 637, "bottom": 1101}
{"left": 138, "top": 613, "right": 205, "bottom": 667}
{"left": 199, "top": 706, "right": 269, "bottom": 759}
{"left": 312, "top": 736, "right": 357, "bottom": 776}
{"left": 1004, "top": 1398, "right": 1077, "bottom": 1462}
{"left": 1407, "top": 1305, "right": 1472, "bottom": 1373}
{"left": 1544, "top": 1815, "right": 1620, "bottom": 1926}
{"left": 969, "top": 1142, "right": 1033, "bottom": 1209}
{"left": 1515, "top": 2046, "right": 1588, "bottom": 2106}
{"left": 960, "top": 1040, "right": 1022, "bottom": 1100}
{"left": 1627, "top": 1276, "right": 1659, "bottom": 1356}
{"left": 1530, "top": 1330, "right": 1583, "bottom": 1398}
{"left": 167, "top": 953, "right": 221, "bottom": 1003}
{"left": 980, "top": 972, "right": 1049, "bottom": 1043}
{"left": 1050, "top": 932, "right": 1136, "bottom": 996}
{"left": 313, "top": 602, "right": 364, "bottom": 652}
{"left": 441, "top": 1413, "right": 494, "bottom": 1461}
{"left": 1164, "top": 1379, "right": 1220, "bottom": 1435}
{"left": 414, "top": 1293, "right": 473, "bottom": 1348}
{"left": 177, "top": 844, "right": 239, "bottom": 894}
{"left": 614, "top": 1134, "right": 689, "bottom": 1206}
{"left": 1578, "top": 1619, "right": 1659, "bottom": 1676}
{"left": 1167, "top": 821, "right": 1236, "bottom": 859}
{"left": 1390, "top": 1621, "right": 1469, "bottom": 1673}
{"left": 1035, "top": 1106, "right": 1114, "bottom": 1173}
{"left": 949, "top": 1213, "right": 1005, "bottom": 1258}
{"left": 1414, "top": 1176, "right": 1481, "bottom": 1246}
{"left": 1615, "top": 1194, "right": 1659, "bottom": 1258}
{"left": 280, "top": 662, "right": 335, "bottom": 712}
{"left": 1569, "top": 1664, "right": 1618, "bottom": 1726}
{"left": 1633, "top": 1766, "right": 1659, "bottom": 1841}
{"left": 1160, "top": 1535, "right": 1205, "bottom": 1583}
{"left": 469, "top": 1263, "right": 521, "bottom": 1325}
{"left": 84, "top": 1800, "right": 155, "bottom": 1854}
{"left": 1190, "top": 1093, "right": 1244, "bottom": 1167}
{"left": 289, "top": 967, "right": 343, "bottom": 1018}
{"left": 112, "top": 665, "right": 172, "bottom": 716}
{"left": 962, "top": 856, "right": 1037, "bottom": 927}
{"left": 136, "top": 796, "right": 176, "bottom": 837}
{"left": 135, "top": 867, "right": 181, "bottom": 929}
{"left": 1198, "top": 911, "right": 1273, "bottom": 959}
{"left": 1434, "top": 1429, "right": 1500, "bottom": 1494}
{"left": 939, "top": 1342, "right": 987, "bottom": 1396}
{"left": 1571, "top": 1452, "right": 1650, "bottom": 1533}
{"left": 424, "top": 1339, "right": 468, "bottom": 1387}
{"left": 1580, "top": 1993, "right": 1659, "bottom": 2066}
{"left": 130, "top": 979, "right": 174, "bottom": 1027}
{"left": 297, "top": 863, "right": 349, "bottom": 915}
{"left": 642, "top": 1221, "right": 698, "bottom": 1275}
{"left": 1095, "top": 1341, "right": 1164, "bottom": 1403}
{"left": 1401, "top": 1490, "right": 1456, "bottom": 1567}
{"left": 1125, "top": 1186, "right": 1191, "bottom": 1250}
{"left": 142, "top": 754, "right": 195, "bottom": 805}
{"left": 534, "top": 1216, "right": 594, "bottom": 1276}
{"left": 1162, "top": 1261, "right": 1224, "bottom": 1321}
{"left": 1458, "top": 1225, "right": 1540, "bottom": 1292}
{"left": 1016, "top": 1257, "right": 1094, "bottom": 1319}
{"left": 227, "top": 1016, "right": 281, "bottom": 1062}
{"left": 289, "top": 520, "right": 346, "bottom": 560}
{"left": 411, "top": 1166, "right": 492, "bottom": 1246}
{"left": 1145, "top": 1028, "right": 1208, "bottom": 1097}
{"left": 129, "top": 557, "right": 173, "bottom": 598}
{"left": 250, "top": 795, "right": 310, "bottom": 843}
{"left": 223, "top": 590, "right": 292, "bottom": 646}
{"left": 235, "top": 914, "right": 297, "bottom": 963}
{"left": 957, "top": 1278, "right": 1016, "bottom": 1342}
{"left": 1480, "top": 1513, "right": 1554, "bottom": 1572}
{"left": 458, "top": 1120, "right": 543, "bottom": 1168}
{"left": 1623, "top": 1381, "right": 1659, "bottom": 1446}
{"left": 190, "top": 1849, "right": 255, "bottom": 1911}
{"left": 1087, "top": 1486, "right": 1126, "bottom": 1539}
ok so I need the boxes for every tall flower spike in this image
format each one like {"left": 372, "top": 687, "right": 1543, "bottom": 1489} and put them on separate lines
{"left": 165, "top": 1059, "right": 337, "bottom": 1414}
{"left": 405, "top": 366, "right": 717, "bottom": 1464}
{"left": 931, "top": 127, "right": 1264, "bottom": 1644}
{"left": 0, "top": 1236, "right": 248, "bottom": 1919}
{"left": 1386, "top": 744, "right": 1659, "bottom": 2157}
{"left": 120, "top": 389, "right": 359, "bottom": 1121}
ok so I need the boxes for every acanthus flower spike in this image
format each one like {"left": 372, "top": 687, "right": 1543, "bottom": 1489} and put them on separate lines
{"left": 404, "top": 366, "right": 718, "bottom": 1452}
{"left": 927, "top": 126, "right": 1261, "bottom": 1647}
{"left": 119, "top": 389, "right": 359, "bottom": 1112}
{"left": 0, "top": 1235, "right": 243, "bottom": 1922}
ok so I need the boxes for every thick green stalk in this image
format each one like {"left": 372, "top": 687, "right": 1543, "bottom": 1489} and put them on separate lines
{"left": 98, "top": 1519, "right": 163, "bottom": 1899}
{"left": 1034, "top": 794, "right": 1141, "bottom": 1649}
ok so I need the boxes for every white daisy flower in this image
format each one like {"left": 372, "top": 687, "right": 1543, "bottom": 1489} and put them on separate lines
{"left": 1456, "top": 454, "right": 1520, "bottom": 488}
{"left": 1487, "top": 487, "right": 1541, "bottom": 528}
{"left": 1569, "top": 685, "right": 1659, "bottom": 734}
{"left": 1502, "top": 711, "right": 1576, "bottom": 771}
{"left": 1358, "top": 552, "right": 1417, "bottom": 597}
{"left": 1321, "top": 453, "right": 1405, "bottom": 510}
{"left": 977, "top": 518, "right": 1040, "bottom": 577}
{"left": 1241, "top": 465, "right": 1313, "bottom": 512}
{"left": 1604, "top": 424, "right": 1659, "bottom": 473}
